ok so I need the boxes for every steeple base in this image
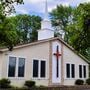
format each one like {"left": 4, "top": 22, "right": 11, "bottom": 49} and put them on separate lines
{"left": 38, "top": 29, "right": 54, "bottom": 40}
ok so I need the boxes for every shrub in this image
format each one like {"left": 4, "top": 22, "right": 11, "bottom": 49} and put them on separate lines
{"left": 39, "top": 85, "right": 46, "bottom": 87}
{"left": 75, "top": 79, "right": 84, "bottom": 85}
{"left": 0, "top": 78, "right": 11, "bottom": 88}
{"left": 24, "top": 80, "right": 36, "bottom": 88}
{"left": 86, "top": 78, "right": 90, "bottom": 85}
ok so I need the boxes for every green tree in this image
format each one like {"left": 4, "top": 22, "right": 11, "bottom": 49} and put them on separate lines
{"left": 8, "top": 14, "right": 41, "bottom": 43}
{"left": 50, "top": 3, "right": 90, "bottom": 60}
{"left": 50, "top": 5, "right": 73, "bottom": 42}
{"left": 0, "top": 17, "right": 20, "bottom": 50}
{"left": 0, "top": 0, "right": 23, "bottom": 15}
{"left": 30, "top": 15, "right": 41, "bottom": 42}
{"left": 15, "top": 14, "right": 31, "bottom": 43}
{"left": 67, "top": 3, "right": 90, "bottom": 60}
{"left": 0, "top": 0, "right": 23, "bottom": 50}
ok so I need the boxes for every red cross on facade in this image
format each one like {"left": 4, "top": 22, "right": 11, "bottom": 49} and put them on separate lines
{"left": 53, "top": 45, "right": 61, "bottom": 77}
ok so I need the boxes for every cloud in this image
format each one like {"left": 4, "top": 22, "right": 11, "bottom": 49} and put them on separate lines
{"left": 14, "top": 0, "right": 90, "bottom": 17}
{"left": 26, "top": 0, "right": 44, "bottom": 4}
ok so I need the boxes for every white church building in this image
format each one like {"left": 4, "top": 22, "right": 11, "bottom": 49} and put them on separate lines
{"left": 0, "top": 1, "right": 89, "bottom": 87}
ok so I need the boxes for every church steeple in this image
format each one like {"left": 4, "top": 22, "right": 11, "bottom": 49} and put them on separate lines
{"left": 38, "top": 0, "right": 54, "bottom": 40}
{"left": 41, "top": 0, "right": 52, "bottom": 30}
{"left": 44, "top": 0, "right": 48, "bottom": 20}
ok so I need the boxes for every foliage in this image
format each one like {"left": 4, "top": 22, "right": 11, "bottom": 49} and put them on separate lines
{"left": 50, "top": 5, "right": 73, "bottom": 42}
{"left": 86, "top": 78, "right": 90, "bottom": 85}
{"left": 0, "top": 78, "right": 11, "bottom": 88}
{"left": 0, "top": 0, "right": 41, "bottom": 49}
{"left": 24, "top": 80, "right": 36, "bottom": 88}
{"left": 0, "top": 0, "right": 24, "bottom": 50}
{"left": 67, "top": 3, "right": 90, "bottom": 60}
{"left": 0, "top": 17, "right": 20, "bottom": 50}
{"left": 15, "top": 14, "right": 41, "bottom": 43}
{"left": 39, "top": 85, "right": 46, "bottom": 87}
{"left": 75, "top": 79, "right": 84, "bottom": 85}
{"left": 29, "top": 15, "right": 41, "bottom": 42}
{"left": 0, "top": 0, "right": 23, "bottom": 15}
{"left": 0, "top": 14, "right": 41, "bottom": 49}
{"left": 50, "top": 3, "right": 90, "bottom": 60}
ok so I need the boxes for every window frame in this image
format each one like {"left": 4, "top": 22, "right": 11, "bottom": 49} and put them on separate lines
{"left": 32, "top": 59, "right": 46, "bottom": 79}
{"left": 66, "top": 63, "right": 70, "bottom": 78}
{"left": 33, "top": 59, "right": 39, "bottom": 78}
{"left": 40, "top": 60, "right": 46, "bottom": 78}
{"left": 83, "top": 65, "right": 86, "bottom": 78}
{"left": 18, "top": 58, "right": 25, "bottom": 77}
{"left": 7, "top": 56, "right": 26, "bottom": 78}
{"left": 79, "top": 65, "right": 82, "bottom": 78}
{"left": 71, "top": 64, "right": 75, "bottom": 78}
{"left": 8, "top": 56, "right": 16, "bottom": 77}
{"left": 79, "top": 64, "right": 87, "bottom": 79}
{"left": 66, "top": 63, "right": 75, "bottom": 79}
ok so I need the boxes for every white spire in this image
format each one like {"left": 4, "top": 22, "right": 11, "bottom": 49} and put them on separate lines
{"left": 38, "top": 0, "right": 54, "bottom": 40}
{"left": 44, "top": 0, "right": 48, "bottom": 20}
{"left": 41, "top": 0, "right": 52, "bottom": 29}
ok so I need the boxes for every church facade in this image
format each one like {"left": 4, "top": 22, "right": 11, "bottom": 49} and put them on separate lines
{"left": 0, "top": 1, "right": 89, "bottom": 87}
{"left": 0, "top": 37, "right": 89, "bottom": 87}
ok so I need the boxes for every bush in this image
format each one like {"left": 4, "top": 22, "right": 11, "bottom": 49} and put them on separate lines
{"left": 86, "top": 78, "right": 90, "bottom": 85}
{"left": 75, "top": 79, "right": 84, "bottom": 85}
{"left": 39, "top": 85, "right": 46, "bottom": 87}
{"left": 24, "top": 80, "right": 36, "bottom": 88}
{"left": 0, "top": 78, "right": 11, "bottom": 88}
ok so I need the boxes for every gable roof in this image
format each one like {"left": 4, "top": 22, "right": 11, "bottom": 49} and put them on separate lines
{"left": 0, "top": 37, "right": 89, "bottom": 63}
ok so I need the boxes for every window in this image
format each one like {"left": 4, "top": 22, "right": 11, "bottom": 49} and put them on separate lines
{"left": 79, "top": 65, "right": 82, "bottom": 78}
{"left": 33, "top": 60, "right": 39, "bottom": 77}
{"left": 66, "top": 63, "right": 75, "bottom": 78}
{"left": 33, "top": 60, "right": 46, "bottom": 78}
{"left": 40, "top": 61, "right": 46, "bottom": 77}
{"left": 8, "top": 56, "right": 25, "bottom": 78}
{"left": 18, "top": 58, "right": 25, "bottom": 77}
{"left": 8, "top": 57, "right": 16, "bottom": 77}
{"left": 83, "top": 65, "right": 86, "bottom": 78}
{"left": 79, "top": 65, "right": 86, "bottom": 78}
{"left": 66, "top": 64, "right": 70, "bottom": 78}
{"left": 71, "top": 64, "right": 75, "bottom": 78}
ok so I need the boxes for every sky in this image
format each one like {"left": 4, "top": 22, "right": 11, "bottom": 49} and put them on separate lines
{"left": 14, "top": 0, "right": 90, "bottom": 17}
